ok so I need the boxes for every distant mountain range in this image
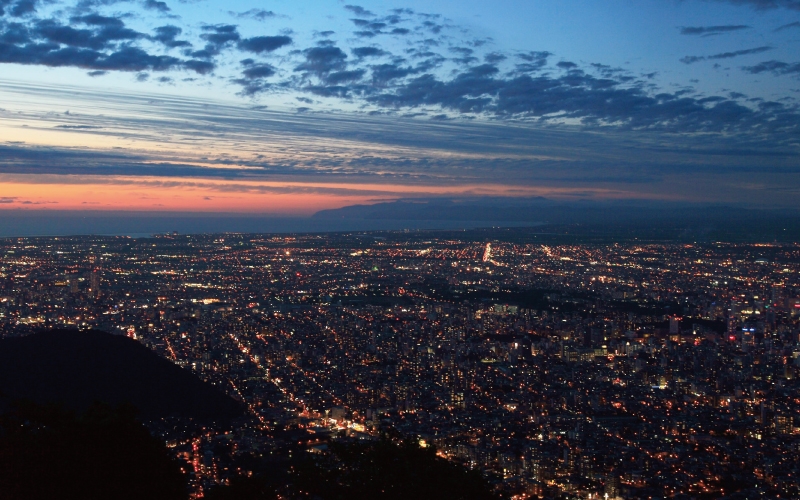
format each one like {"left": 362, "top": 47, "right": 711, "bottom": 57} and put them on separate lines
{"left": 0, "top": 329, "right": 244, "bottom": 423}
{"left": 312, "top": 199, "right": 800, "bottom": 241}
{"left": 313, "top": 198, "right": 797, "bottom": 224}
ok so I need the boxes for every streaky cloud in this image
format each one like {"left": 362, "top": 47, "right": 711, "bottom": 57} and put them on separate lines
{"left": 680, "top": 46, "right": 772, "bottom": 64}
{"left": 706, "top": 0, "right": 800, "bottom": 10}
{"left": 680, "top": 24, "right": 750, "bottom": 35}
{"left": 742, "top": 59, "right": 800, "bottom": 75}
{"left": 774, "top": 21, "right": 800, "bottom": 31}
{"left": 0, "top": 80, "right": 798, "bottom": 207}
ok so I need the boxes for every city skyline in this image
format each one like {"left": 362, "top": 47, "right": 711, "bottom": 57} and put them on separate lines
{"left": 1, "top": 230, "right": 798, "bottom": 498}
{"left": 0, "top": 0, "right": 798, "bottom": 218}
{"left": 3, "top": 4, "right": 800, "bottom": 496}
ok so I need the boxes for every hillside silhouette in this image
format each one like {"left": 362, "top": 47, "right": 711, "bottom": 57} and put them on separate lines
{"left": 0, "top": 329, "right": 244, "bottom": 423}
{"left": 206, "top": 437, "right": 499, "bottom": 500}
{"left": 0, "top": 401, "right": 188, "bottom": 500}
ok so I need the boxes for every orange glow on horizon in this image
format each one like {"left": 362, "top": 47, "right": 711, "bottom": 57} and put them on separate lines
{"left": 0, "top": 174, "right": 652, "bottom": 213}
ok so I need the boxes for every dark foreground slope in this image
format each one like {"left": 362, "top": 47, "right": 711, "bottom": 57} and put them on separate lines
{"left": 0, "top": 329, "right": 244, "bottom": 423}
{"left": 0, "top": 402, "right": 188, "bottom": 500}
{"left": 206, "top": 437, "right": 499, "bottom": 500}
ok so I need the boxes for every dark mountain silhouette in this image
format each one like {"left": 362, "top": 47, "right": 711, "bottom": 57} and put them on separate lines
{"left": 313, "top": 199, "right": 800, "bottom": 242}
{"left": 206, "top": 437, "right": 499, "bottom": 500}
{"left": 0, "top": 401, "right": 188, "bottom": 500}
{"left": 0, "top": 329, "right": 244, "bottom": 423}
{"left": 313, "top": 198, "right": 798, "bottom": 224}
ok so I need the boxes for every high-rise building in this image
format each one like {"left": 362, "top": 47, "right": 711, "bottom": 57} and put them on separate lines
{"left": 88, "top": 254, "right": 101, "bottom": 297}
{"left": 776, "top": 415, "right": 792, "bottom": 436}
{"left": 669, "top": 317, "right": 679, "bottom": 335}
{"left": 89, "top": 271, "right": 100, "bottom": 296}
{"left": 604, "top": 474, "right": 621, "bottom": 499}
{"left": 669, "top": 316, "right": 681, "bottom": 343}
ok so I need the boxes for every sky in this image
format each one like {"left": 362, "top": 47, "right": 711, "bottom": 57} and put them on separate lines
{"left": 0, "top": 0, "right": 799, "bottom": 216}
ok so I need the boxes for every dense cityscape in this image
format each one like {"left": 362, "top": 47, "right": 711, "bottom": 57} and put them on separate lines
{"left": 1, "top": 230, "right": 799, "bottom": 499}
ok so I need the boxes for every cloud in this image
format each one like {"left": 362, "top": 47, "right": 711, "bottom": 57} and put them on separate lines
{"left": 232, "top": 9, "right": 277, "bottom": 21}
{"left": 680, "top": 56, "right": 705, "bottom": 64}
{"left": 742, "top": 59, "right": 800, "bottom": 75}
{"left": 417, "top": 20, "right": 444, "bottom": 35}
{"left": 54, "top": 124, "right": 101, "bottom": 129}
{"left": 344, "top": 8, "right": 418, "bottom": 38}
{"left": 233, "top": 79, "right": 271, "bottom": 96}
{"left": 350, "top": 19, "right": 385, "bottom": 29}
{"left": 36, "top": 17, "right": 144, "bottom": 50}
{"left": 237, "top": 35, "right": 292, "bottom": 54}
{"left": 1, "top": 80, "right": 799, "bottom": 209}
{"left": 7, "top": 0, "right": 36, "bottom": 16}
{"left": 352, "top": 46, "right": 388, "bottom": 59}
{"left": 484, "top": 52, "right": 506, "bottom": 64}
{"left": 196, "top": 24, "right": 239, "bottom": 56}
{"left": 152, "top": 25, "right": 190, "bottom": 48}
{"left": 295, "top": 45, "right": 348, "bottom": 81}
{"left": 775, "top": 21, "right": 800, "bottom": 31}
{"left": 680, "top": 25, "right": 750, "bottom": 36}
{"left": 102, "top": 48, "right": 182, "bottom": 71}
{"left": 241, "top": 63, "right": 276, "bottom": 79}
{"left": 680, "top": 46, "right": 772, "bottom": 64}
{"left": 0, "top": 0, "right": 37, "bottom": 17}
{"left": 469, "top": 38, "right": 492, "bottom": 48}
{"left": 233, "top": 59, "right": 278, "bottom": 95}
{"left": 515, "top": 51, "right": 551, "bottom": 72}
{"left": 350, "top": 18, "right": 389, "bottom": 37}
{"left": 450, "top": 47, "right": 475, "bottom": 56}
{"left": 344, "top": 5, "right": 375, "bottom": 17}
{"left": 707, "top": 0, "right": 800, "bottom": 10}
{"left": 72, "top": 13, "right": 124, "bottom": 27}
{"left": 183, "top": 59, "right": 214, "bottom": 74}
{"left": 449, "top": 46, "right": 476, "bottom": 64}
{"left": 0, "top": 9, "right": 216, "bottom": 78}
{"left": 1, "top": 0, "right": 798, "bottom": 175}
{"left": 324, "top": 69, "right": 365, "bottom": 85}
{"left": 370, "top": 63, "right": 420, "bottom": 85}
{"left": 0, "top": 17, "right": 213, "bottom": 74}
{"left": 708, "top": 46, "right": 772, "bottom": 59}
{"left": 142, "top": 0, "right": 169, "bottom": 13}
{"left": 358, "top": 60, "right": 800, "bottom": 138}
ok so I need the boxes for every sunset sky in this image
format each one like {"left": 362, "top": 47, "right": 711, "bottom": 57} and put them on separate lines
{"left": 0, "top": 0, "right": 799, "bottom": 215}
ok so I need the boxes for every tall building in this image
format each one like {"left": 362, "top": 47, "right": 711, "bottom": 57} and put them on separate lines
{"left": 775, "top": 415, "right": 792, "bottom": 436}
{"left": 88, "top": 254, "right": 102, "bottom": 297}
{"left": 604, "top": 474, "right": 621, "bottom": 499}
{"left": 89, "top": 271, "right": 100, "bottom": 296}
{"left": 669, "top": 316, "right": 681, "bottom": 343}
